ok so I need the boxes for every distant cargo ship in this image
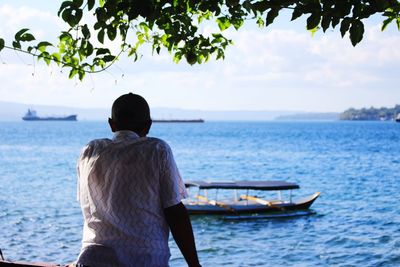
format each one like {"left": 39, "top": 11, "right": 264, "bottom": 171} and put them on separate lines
{"left": 153, "top": 119, "right": 204, "bottom": 123}
{"left": 22, "top": 109, "right": 77, "bottom": 121}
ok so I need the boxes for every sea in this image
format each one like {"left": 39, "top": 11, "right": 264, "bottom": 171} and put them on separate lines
{"left": 0, "top": 121, "right": 399, "bottom": 266}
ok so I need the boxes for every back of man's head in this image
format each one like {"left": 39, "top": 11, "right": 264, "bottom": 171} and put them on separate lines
{"left": 110, "top": 93, "right": 152, "bottom": 134}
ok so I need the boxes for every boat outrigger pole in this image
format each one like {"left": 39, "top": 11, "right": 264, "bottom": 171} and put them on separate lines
{"left": 183, "top": 180, "right": 320, "bottom": 217}
{"left": 195, "top": 195, "right": 239, "bottom": 215}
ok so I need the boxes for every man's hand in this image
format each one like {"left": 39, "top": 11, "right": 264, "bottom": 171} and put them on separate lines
{"left": 164, "top": 202, "right": 201, "bottom": 267}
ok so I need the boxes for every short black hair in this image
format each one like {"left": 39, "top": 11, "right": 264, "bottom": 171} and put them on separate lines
{"left": 111, "top": 93, "right": 151, "bottom": 131}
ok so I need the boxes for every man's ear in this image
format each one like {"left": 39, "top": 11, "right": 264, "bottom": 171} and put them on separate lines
{"left": 145, "top": 120, "right": 152, "bottom": 135}
{"left": 108, "top": 118, "right": 117, "bottom": 132}
{"left": 139, "top": 120, "right": 152, "bottom": 137}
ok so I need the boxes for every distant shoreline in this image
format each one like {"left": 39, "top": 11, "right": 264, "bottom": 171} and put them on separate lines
{"left": 152, "top": 119, "right": 204, "bottom": 123}
{"left": 275, "top": 112, "right": 339, "bottom": 121}
{"left": 340, "top": 105, "right": 400, "bottom": 121}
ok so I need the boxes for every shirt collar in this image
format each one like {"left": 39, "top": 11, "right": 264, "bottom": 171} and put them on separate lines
{"left": 112, "top": 130, "right": 140, "bottom": 141}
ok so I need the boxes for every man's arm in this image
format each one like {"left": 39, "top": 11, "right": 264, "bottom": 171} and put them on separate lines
{"left": 164, "top": 202, "right": 201, "bottom": 267}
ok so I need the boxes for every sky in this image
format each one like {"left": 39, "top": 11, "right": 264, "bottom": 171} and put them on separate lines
{"left": 0, "top": 1, "right": 399, "bottom": 112}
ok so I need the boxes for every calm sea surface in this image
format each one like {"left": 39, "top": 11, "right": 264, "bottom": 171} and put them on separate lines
{"left": 0, "top": 121, "right": 399, "bottom": 266}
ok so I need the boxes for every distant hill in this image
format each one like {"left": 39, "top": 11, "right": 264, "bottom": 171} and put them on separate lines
{"left": 340, "top": 105, "right": 400, "bottom": 121}
{"left": 275, "top": 112, "right": 339, "bottom": 121}
{"left": 0, "top": 101, "right": 299, "bottom": 121}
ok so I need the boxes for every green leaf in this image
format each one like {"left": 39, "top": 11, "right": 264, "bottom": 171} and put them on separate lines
{"left": 266, "top": 8, "right": 279, "bottom": 27}
{"left": 15, "top": 28, "right": 29, "bottom": 41}
{"left": 62, "top": 55, "right": 71, "bottom": 64}
{"left": 19, "top": 33, "right": 35, "bottom": 42}
{"left": 98, "top": 59, "right": 106, "bottom": 68}
{"left": 61, "top": 8, "right": 71, "bottom": 23}
{"left": 139, "top": 22, "right": 150, "bottom": 33}
{"left": 73, "top": 0, "right": 83, "bottom": 8}
{"left": 216, "top": 17, "right": 231, "bottom": 31}
{"left": 397, "top": 18, "right": 400, "bottom": 31}
{"left": 349, "top": 20, "right": 364, "bottom": 46}
{"left": 12, "top": 41, "right": 21, "bottom": 49}
{"left": 291, "top": 7, "right": 303, "bottom": 21}
{"left": 52, "top": 53, "right": 61, "bottom": 65}
{"left": 78, "top": 44, "right": 87, "bottom": 61}
{"left": 59, "top": 32, "right": 72, "bottom": 41}
{"left": 331, "top": 16, "right": 340, "bottom": 28}
{"left": 73, "top": 8, "right": 83, "bottom": 26}
{"left": 96, "top": 8, "right": 107, "bottom": 22}
{"left": 96, "top": 48, "right": 110, "bottom": 55}
{"left": 86, "top": 42, "right": 94, "bottom": 56}
{"left": 382, "top": 17, "right": 393, "bottom": 31}
{"left": 242, "top": 0, "right": 252, "bottom": 13}
{"left": 352, "top": 2, "right": 362, "bottom": 18}
{"left": 185, "top": 50, "right": 197, "bottom": 65}
{"left": 0, "top": 38, "right": 4, "bottom": 52}
{"left": 232, "top": 18, "right": 244, "bottom": 30}
{"left": 58, "top": 1, "right": 73, "bottom": 16}
{"left": 37, "top": 41, "right": 53, "bottom": 52}
{"left": 103, "top": 55, "right": 116, "bottom": 62}
{"left": 137, "top": 32, "right": 145, "bottom": 45}
{"left": 82, "top": 24, "right": 91, "bottom": 39}
{"left": 62, "top": 7, "right": 82, "bottom": 27}
{"left": 321, "top": 15, "right": 331, "bottom": 32}
{"left": 340, "top": 18, "right": 351, "bottom": 37}
{"left": 252, "top": 1, "right": 273, "bottom": 13}
{"left": 128, "top": 47, "right": 137, "bottom": 57}
{"left": 306, "top": 13, "right": 321, "bottom": 30}
{"left": 119, "top": 25, "right": 128, "bottom": 39}
{"left": 107, "top": 26, "right": 117, "bottom": 41}
{"left": 216, "top": 48, "right": 225, "bottom": 60}
{"left": 78, "top": 70, "right": 85, "bottom": 81}
{"left": 173, "top": 51, "right": 182, "bottom": 64}
{"left": 94, "top": 21, "right": 104, "bottom": 30}
{"left": 98, "top": 29, "right": 105, "bottom": 44}
{"left": 38, "top": 51, "right": 51, "bottom": 65}
{"left": 99, "top": 0, "right": 105, "bottom": 7}
{"left": 309, "top": 27, "right": 319, "bottom": 37}
{"left": 43, "top": 54, "right": 51, "bottom": 65}
{"left": 337, "top": 1, "right": 352, "bottom": 17}
{"left": 256, "top": 17, "right": 264, "bottom": 27}
{"left": 88, "top": 0, "right": 95, "bottom": 10}
{"left": 69, "top": 68, "right": 78, "bottom": 79}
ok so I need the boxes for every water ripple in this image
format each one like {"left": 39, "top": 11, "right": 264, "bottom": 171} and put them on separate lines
{"left": 1, "top": 121, "right": 399, "bottom": 266}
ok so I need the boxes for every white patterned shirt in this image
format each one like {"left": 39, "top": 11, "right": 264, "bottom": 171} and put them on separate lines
{"left": 76, "top": 130, "right": 187, "bottom": 267}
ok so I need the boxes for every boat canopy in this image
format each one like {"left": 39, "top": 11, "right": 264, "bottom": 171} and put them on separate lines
{"left": 185, "top": 181, "right": 300, "bottom": 191}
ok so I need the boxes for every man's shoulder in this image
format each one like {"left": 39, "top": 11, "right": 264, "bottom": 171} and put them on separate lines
{"left": 144, "top": 137, "right": 172, "bottom": 152}
{"left": 86, "top": 138, "right": 112, "bottom": 147}
{"left": 146, "top": 136, "right": 166, "bottom": 144}
{"left": 80, "top": 138, "right": 112, "bottom": 157}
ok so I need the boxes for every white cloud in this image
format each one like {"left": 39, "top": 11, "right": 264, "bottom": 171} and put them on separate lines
{"left": 1, "top": 2, "right": 400, "bottom": 112}
{"left": 0, "top": 4, "right": 63, "bottom": 41}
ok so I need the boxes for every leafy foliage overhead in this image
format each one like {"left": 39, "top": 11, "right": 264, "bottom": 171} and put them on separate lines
{"left": 0, "top": 0, "right": 399, "bottom": 80}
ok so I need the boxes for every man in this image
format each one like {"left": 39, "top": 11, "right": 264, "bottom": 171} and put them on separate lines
{"left": 76, "top": 93, "right": 201, "bottom": 267}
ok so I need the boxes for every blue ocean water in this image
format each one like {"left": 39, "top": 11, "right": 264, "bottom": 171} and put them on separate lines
{"left": 0, "top": 121, "right": 399, "bottom": 266}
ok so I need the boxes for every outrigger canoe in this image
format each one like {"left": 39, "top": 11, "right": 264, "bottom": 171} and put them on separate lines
{"left": 183, "top": 181, "right": 320, "bottom": 218}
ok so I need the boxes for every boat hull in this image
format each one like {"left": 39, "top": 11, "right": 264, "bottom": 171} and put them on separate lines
{"left": 153, "top": 119, "right": 204, "bottom": 123}
{"left": 22, "top": 115, "right": 77, "bottom": 121}
{"left": 184, "top": 192, "right": 320, "bottom": 215}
